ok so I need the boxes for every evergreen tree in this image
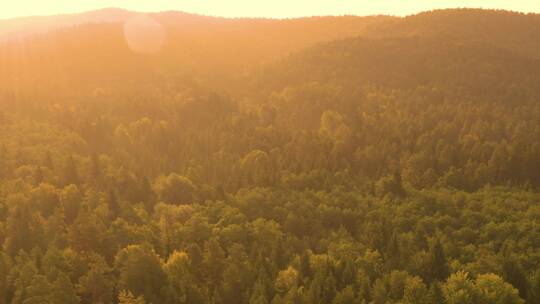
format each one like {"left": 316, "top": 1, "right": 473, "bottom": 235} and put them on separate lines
{"left": 203, "top": 239, "right": 226, "bottom": 289}
{"left": 0, "top": 252, "right": 10, "bottom": 303}
{"left": 63, "top": 155, "right": 79, "bottom": 186}
{"left": 115, "top": 245, "right": 167, "bottom": 304}
{"left": 332, "top": 286, "right": 355, "bottom": 304}
{"left": 502, "top": 256, "right": 529, "bottom": 300}
{"left": 527, "top": 270, "right": 540, "bottom": 304}
{"left": 108, "top": 189, "right": 120, "bottom": 219}
{"left": 22, "top": 275, "right": 53, "bottom": 304}
{"left": 372, "top": 278, "right": 388, "bottom": 304}
{"left": 427, "top": 239, "right": 449, "bottom": 282}
{"left": 427, "top": 281, "right": 444, "bottom": 304}
{"left": 51, "top": 273, "right": 79, "bottom": 304}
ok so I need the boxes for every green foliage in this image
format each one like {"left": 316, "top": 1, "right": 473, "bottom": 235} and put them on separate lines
{"left": 153, "top": 173, "right": 195, "bottom": 204}
{"left": 115, "top": 244, "right": 167, "bottom": 304}
{"left": 476, "top": 273, "right": 524, "bottom": 304}
{"left": 51, "top": 273, "right": 79, "bottom": 304}
{"left": 118, "top": 290, "right": 146, "bottom": 304}
{"left": 332, "top": 286, "right": 355, "bottom": 304}
{"left": 0, "top": 8, "right": 538, "bottom": 304}
{"left": 443, "top": 271, "right": 480, "bottom": 304}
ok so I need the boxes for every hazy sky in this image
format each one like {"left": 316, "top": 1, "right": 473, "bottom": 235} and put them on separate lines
{"left": 2, "top": 0, "right": 540, "bottom": 19}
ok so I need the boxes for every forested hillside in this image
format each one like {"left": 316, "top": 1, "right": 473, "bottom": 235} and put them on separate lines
{"left": 0, "top": 8, "right": 539, "bottom": 304}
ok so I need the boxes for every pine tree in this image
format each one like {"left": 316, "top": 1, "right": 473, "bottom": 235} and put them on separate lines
{"left": 332, "top": 286, "right": 355, "bottom": 304}
{"left": 90, "top": 152, "right": 102, "bottom": 185}
{"left": 203, "top": 239, "right": 226, "bottom": 289}
{"left": 502, "top": 256, "right": 529, "bottom": 300}
{"left": 250, "top": 277, "right": 270, "bottom": 304}
{"left": 385, "top": 231, "right": 401, "bottom": 271}
{"left": 299, "top": 252, "right": 312, "bottom": 282}
{"left": 139, "top": 176, "right": 155, "bottom": 212}
{"left": 372, "top": 278, "right": 388, "bottom": 304}
{"left": 427, "top": 281, "right": 444, "bottom": 304}
{"left": 23, "top": 275, "right": 53, "bottom": 304}
{"left": 0, "top": 252, "right": 10, "bottom": 303}
{"left": 427, "top": 239, "right": 449, "bottom": 282}
{"left": 527, "top": 270, "right": 540, "bottom": 304}
{"left": 63, "top": 155, "right": 79, "bottom": 186}
{"left": 108, "top": 189, "right": 120, "bottom": 219}
{"left": 51, "top": 273, "right": 79, "bottom": 304}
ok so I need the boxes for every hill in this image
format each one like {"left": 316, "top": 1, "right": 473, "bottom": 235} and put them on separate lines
{"left": 0, "top": 8, "right": 539, "bottom": 304}
{"left": 363, "top": 9, "right": 540, "bottom": 59}
{"left": 0, "top": 9, "right": 391, "bottom": 94}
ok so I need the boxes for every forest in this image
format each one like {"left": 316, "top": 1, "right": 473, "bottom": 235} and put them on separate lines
{"left": 0, "top": 8, "right": 539, "bottom": 304}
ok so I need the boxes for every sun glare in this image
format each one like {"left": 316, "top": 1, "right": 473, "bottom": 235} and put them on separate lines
{"left": 123, "top": 15, "right": 166, "bottom": 55}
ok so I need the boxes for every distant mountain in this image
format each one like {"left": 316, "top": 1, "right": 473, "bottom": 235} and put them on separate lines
{"left": 0, "top": 8, "right": 134, "bottom": 41}
{"left": 0, "top": 8, "right": 392, "bottom": 93}
{"left": 363, "top": 9, "right": 540, "bottom": 59}
{"left": 256, "top": 36, "right": 540, "bottom": 99}
{"left": 250, "top": 9, "right": 540, "bottom": 100}
{"left": 1, "top": 8, "right": 539, "bottom": 97}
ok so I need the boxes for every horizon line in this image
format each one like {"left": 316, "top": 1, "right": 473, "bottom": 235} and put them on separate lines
{"left": 0, "top": 6, "right": 538, "bottom": 22}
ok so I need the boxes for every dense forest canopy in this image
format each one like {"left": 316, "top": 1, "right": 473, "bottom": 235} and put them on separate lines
{"left": 0, "top": 8, "right": 539, "bottom": 304}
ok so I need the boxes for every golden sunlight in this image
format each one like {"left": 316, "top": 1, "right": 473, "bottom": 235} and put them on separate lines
{"left": 123, "top": 15, "right": 165, "bottom": 54}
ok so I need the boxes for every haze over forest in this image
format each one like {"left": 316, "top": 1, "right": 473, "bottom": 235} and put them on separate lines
{"left": 0, "top": 7, "right": 539, "bottom": 304}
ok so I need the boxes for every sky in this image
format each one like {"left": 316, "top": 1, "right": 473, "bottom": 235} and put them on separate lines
{"left": 1, "top": 0, "right": 540, "bottom": 19}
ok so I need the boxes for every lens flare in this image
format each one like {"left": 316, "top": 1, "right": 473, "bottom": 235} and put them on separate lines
{"left": 123, "top": 14, "right": 165, "bottom": 55}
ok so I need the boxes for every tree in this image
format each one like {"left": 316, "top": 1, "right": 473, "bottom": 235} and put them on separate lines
{"left": 356, "top": 270, "right": 371, "bottom": 302}
{"left": 388, "top": 270, "right": 409, "bottom": 301}
{"left": 78, "top": 255, "right": 114, "bottom": 304}
{"left": 427, "top": 281, "right": 444, "bottom": 304}
{"left": 319, "top": 111, "right": 351, "bottom": 146}
{"left": 299, "top": 252, "right": 312, "bottom": 281}
{"left": 241, "top": 150, "right": 271, "bottom": 185}
{"left": 527, "top": 270, "right": 540, "bottom": 304}
{"left": 475, "top": 273, "right": 524, "bottom": 304}
{"left": 502, "top": 255, "right": 529, "bottom": 300}
{"left": 249, "top": 263, "right": 273, "bottom": 304}
{"left": 118, "top": 290, "right": 146, "bottom": 304}
{"left": 375, "top": 171, "right": 404, "bottom": 197}
{"left": 221, "top": 244, "right": 251, "bottom": 304}
{"left": 34, "top": 166, "right": 43, "bottom": 185}
{"left": 63, "top": 155, "right": 79, "bottom": 186}
{"left": 59, "top": 184, "right": 82, "bottom": 225}
{"left": 250, "top": 269, "right": 272, "bottom": 304}
{"left": 427, "top": 239, "right": 449, "bottom": 282}
{"left": 163, "top": 251, "right": 204, "bottom": 304}
{"left": 4, "top": 195, "right": 45, "bottom": 257}
{"left": 51, "top": 273, "right": 79, "bottom": 304}
{"left": 372, "top": 278, "right": 388, "bottom": 304}
{"left": 22, "top": 275, "right": 53, "bottom": 304}
{"left": 90, "top": 153, "right": 102, "bottom": 184}
{"left": 115, "top": 245, "right": 167, "bottom": 304}
{"left": 275, "top": 266, "right": 299, "bottom": 294}
{"left": 41, "top": 247, "right": 70, "bottom": 282}
{"left": 332, "top": 286, "right": 355, "bottom": 304}
{"left": 442, "top": 271, "right": 480, "bottom": 304}
{"left": 403, "top": 276, "right": 429, "bottom": 304}
{"left": 0, "top": 252, "right": 10, "bottom": 303}
{"left": 69, "top": 207, "right": 106, "bottom": 254}
{"left": 385, "top": 231, "right": 401, "bottom": 270}
{"left": 308, "top": 265, "right": 337, "bottom": 304}
{"left": 108, "top": 189, "right": 120, "bottom": 219}
{"left": 202, "top": 238, "right": 226, "bottom": 289}
{"left": 153, "top": 173, "right": 195, "bottom": 204}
